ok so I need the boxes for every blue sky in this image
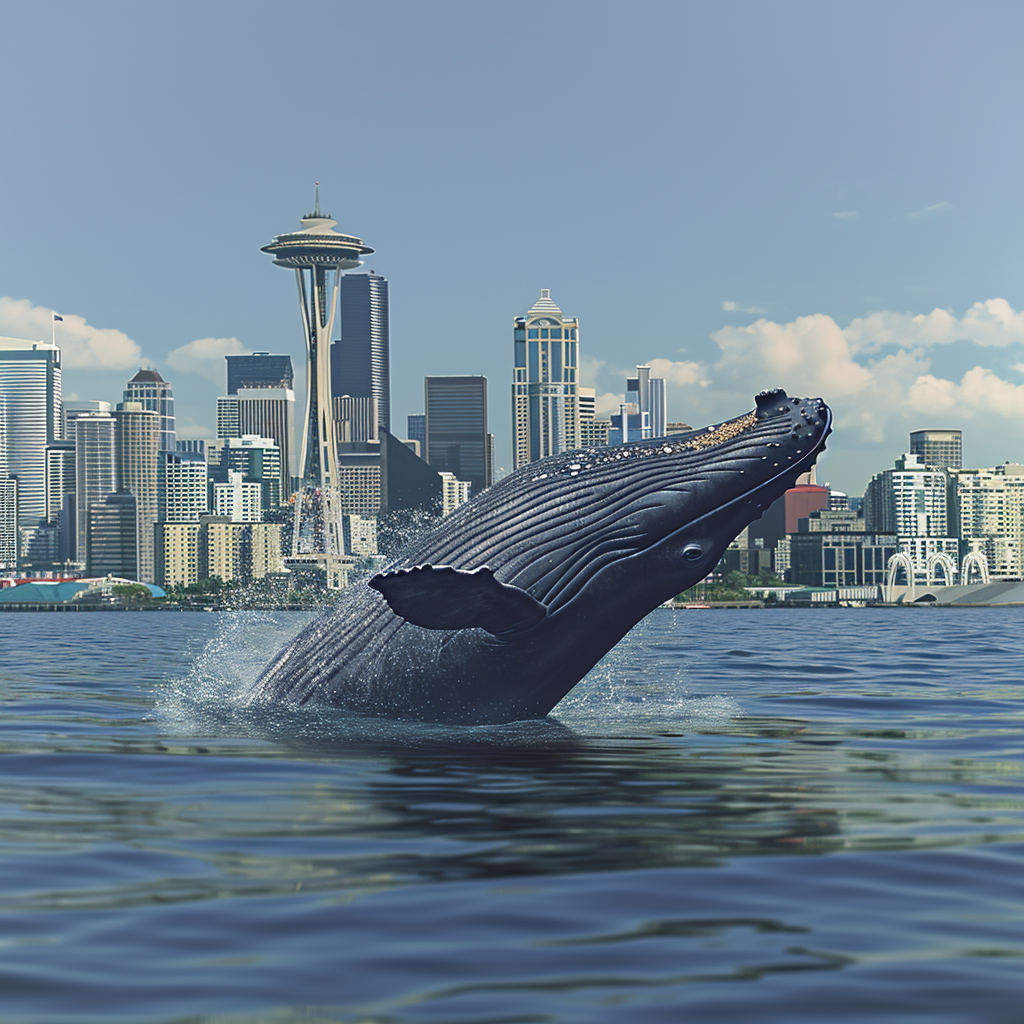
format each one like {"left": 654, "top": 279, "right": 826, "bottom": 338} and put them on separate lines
{"left": 1, "top": 0, "right": 1021, "bottom": 493}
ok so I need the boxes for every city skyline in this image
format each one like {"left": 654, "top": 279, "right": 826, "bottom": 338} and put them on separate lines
{"left": 0, "top": 2, "right": 1020, "bottom": 493}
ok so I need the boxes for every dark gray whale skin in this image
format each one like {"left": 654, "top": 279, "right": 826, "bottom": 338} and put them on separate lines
{"left": 246, "top": 389, "right": 831, "bottom": 724}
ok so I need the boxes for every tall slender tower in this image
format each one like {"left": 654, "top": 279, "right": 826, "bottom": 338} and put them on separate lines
{"left": 512, "top": 290, "right": 580, "bottom": 468}
{"left": 261, "top": 187, "right": 373, "bottom": 587}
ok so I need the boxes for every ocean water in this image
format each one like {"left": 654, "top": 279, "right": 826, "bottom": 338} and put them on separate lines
{"left": 1, "top": 607, "right": 1023, "bottom": 1023}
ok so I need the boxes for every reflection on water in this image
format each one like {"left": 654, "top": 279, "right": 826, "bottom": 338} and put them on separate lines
{"left": 0, "top": 609, "right": 1023, "bottom": 1022}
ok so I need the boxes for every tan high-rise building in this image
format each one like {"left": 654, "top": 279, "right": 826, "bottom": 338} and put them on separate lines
{"left": 512, "top": 290, "right": 580, "bottom": 468}
{"left": 115, "top": 401, "right": 160, "bottom": 582}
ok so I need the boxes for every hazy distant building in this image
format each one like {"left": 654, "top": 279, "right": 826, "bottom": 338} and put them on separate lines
{"left": 331, "top": 272, "right": 390, "bottom": 432}
{"left": 626, "top": 365, "right": 666, "bottom": 439}
{"left": 333, "top": 396, "right": 379, "bottom": 443}
{"left": 226, "top": 352, "right": 294, "bottom": 394}
{"left": 513, "top": 290, "right": 580, "bottom": 467}
{"left": 45, "top": 441, "right": 75, "bottom": 534}
{"left": 910, "top": 429, "right": 962, "bottom": 471}
{"left": 87, "top": 491, "right": 138, "bottom": 579}
{"left": 204, "top": 518, "right": 282, "bottom": 583}
{"left": 124, "top": 369, "right": 175, "bottom": 451}
{"left": 342, "top": 514, "right": 377, "bottom": 557}
{"left": 863, "top": 453, "right": 949, "bottom": 537}
{"left": 219, "top": 435, "right": 282, "bottom": 511}
{"left": 608, "top": 402, "right": 646, "bottom": 446}
{"left": 0, "top": 337, "right": 63, "bottom": 522}
{"left": 425, "top": 375, "right": 492, "bottom": 495}
{"left": 75, "top": 411, "right": 117, "bottom": 564}
{"left": 64, "top": 400, "right": 111, "bottom": 440}
{"left": 407, "top": 413, "right": 425, "bottom": 449}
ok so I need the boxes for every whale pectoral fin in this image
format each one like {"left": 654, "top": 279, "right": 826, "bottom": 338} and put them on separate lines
{"left": 368, "top": 564, "right": 547, "bottom": 635}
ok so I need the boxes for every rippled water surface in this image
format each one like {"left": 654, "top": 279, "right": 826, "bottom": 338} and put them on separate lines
{"left": 2, "top": 607, "right": 1023, "bottom": 1023}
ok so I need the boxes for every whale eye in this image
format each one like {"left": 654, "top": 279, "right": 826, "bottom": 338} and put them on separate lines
{"left": 683, "top": 543, "right": 703, "bottom": 563}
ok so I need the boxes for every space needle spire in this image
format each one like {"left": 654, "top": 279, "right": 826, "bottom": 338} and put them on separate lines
{"left": 261, "top": 187, "right": 374, "bottom": 588}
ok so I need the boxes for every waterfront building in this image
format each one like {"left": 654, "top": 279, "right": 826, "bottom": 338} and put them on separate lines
{"left": 115, "top": 401, "right": 160, "bottom": 583}
{"left": 226, "top": 352, "right": 294, "bottom": 394}
{"left": 863, "top": 453, "right": 950, "bottom": 536}
{"left": 261, "top": 190, "right": 373, "bottom": 586}
{"left": 0, "top": 399, "right": 16, "bottom": 567}
{"left": 87, "top": 491, "right": 138, "bottom": 579}
{"left": 124, "top": 369, "right": 175, "bottom": 451}
{"left": 425, "top": 375, "right": 492, "bottom": 495}
{"left": 155, "top": 521, "right": 201, "bottom": 588}
{"left": 214, "top": 435, "right": 283, "bottom": 511}
{"left": 75, "top": 411, "right": 117, "bottom": 564}
{"left": 331, "top": 272, "right": 390, "bottom": 432}
{"left": 159, "top": 450, "right": 208, "bottom": 522}
{"left": 0, "top": 338, "right": 62, "bottom": 522}
{"left": 949, "top": 463, "right": 1024, "bottom": 579}
{"left": 203, "top": 518, "right": 283, "bottom": 583}
{"left": 217, "top": 390, "right": 295, "bottom": 498}
{"left": 910, "top": 429, "right": 962, "bottom": 471}
{"left": 749, "top": 484, "right": 830, "bottom": 551}
{"left": 439, "top": 471, "right": 472, "bottom": 516}
{"left": 788, "top": 514, "right": 897, "bottom": 588}
{"left": 512, "top": 290, "right": 580, "bottom": 468}
{"left": 626, "top": 365, "right": 666, "bottom": 439}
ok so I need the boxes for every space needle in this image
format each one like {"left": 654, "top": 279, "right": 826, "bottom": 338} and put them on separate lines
{"left": 261, "top": 185, "right": 374, "bottom": 587}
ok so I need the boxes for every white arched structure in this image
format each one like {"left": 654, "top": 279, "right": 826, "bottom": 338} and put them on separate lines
{"left": 961, "top": 551, "right": 990, "bottom": 585}
{"left": 926, "top": 552, "right": 958, "bottom": 588}
{"left": 886, "top": 552, "right": 916, "bottom": 604}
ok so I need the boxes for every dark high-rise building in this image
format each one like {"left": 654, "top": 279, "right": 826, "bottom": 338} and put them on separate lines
{"left": 87, "top": 491, "right": 138, "bottom": 579}
{"left": 424, "top": 376, "right": 493, "bottom": 496}
{"left": 226, "top": 353, "right": 294, "bottom": 395}
{"left": 407, "top": 414, "right": 425, "bottom": 447}
{"left": 331, "top": 273, "right": 390, "bottom": 432}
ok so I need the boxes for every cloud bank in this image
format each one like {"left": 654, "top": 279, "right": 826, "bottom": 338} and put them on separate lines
{"left": 0, "top": 297, "right": 143, "bottom": 369}
{"left": 165, "top": 336, "right": 248, "bottom": 383}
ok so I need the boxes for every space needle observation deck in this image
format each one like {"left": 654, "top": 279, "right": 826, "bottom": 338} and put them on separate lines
{"left": 261, "top": 186, "right": 374, "bottom": 588}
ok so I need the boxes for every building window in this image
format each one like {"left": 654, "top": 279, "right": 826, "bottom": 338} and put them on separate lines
{"left": 550, "top": 328, "right": 562, "bottom": 339}
{"left": 528, "top": 329, "right": 538, "bottom": 339}
{"left": 540, "top": 329, "right": 549, "bottom": 339}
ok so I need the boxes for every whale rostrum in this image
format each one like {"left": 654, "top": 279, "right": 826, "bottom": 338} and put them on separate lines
{"left": 246, "top": 389, "right": 832, "bottom": 724}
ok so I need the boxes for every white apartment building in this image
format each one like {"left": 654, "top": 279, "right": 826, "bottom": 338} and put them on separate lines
{"left": 213, "top": 470, "right": 262, "bottom": 522}
{"left": 950, "top": 463, "right": 1024, "bottom": 579}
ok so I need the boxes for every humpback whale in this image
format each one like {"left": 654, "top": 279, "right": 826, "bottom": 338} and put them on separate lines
{"left": 247, "top": 389, "right": 832, "bottom": 724}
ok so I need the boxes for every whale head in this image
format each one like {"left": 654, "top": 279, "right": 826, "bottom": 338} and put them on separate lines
{"left": 372, "top": 390, "right": 831, "bottom": 633}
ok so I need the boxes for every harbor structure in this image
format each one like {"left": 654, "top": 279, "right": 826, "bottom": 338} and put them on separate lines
{"left": 261, "top": 187, "right": 373, "bottom": 587}
{"left": 512, "top": 290, "right": 581, "bottom": 468}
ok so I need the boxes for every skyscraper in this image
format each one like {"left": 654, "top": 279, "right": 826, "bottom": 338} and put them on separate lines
{"left": 626, "top": 365, "right": 666, "bottom": 439}
{"left": 159, "top": 450, "right": 208, "bottom": 522}
{"left": 216, "top": 389, "right": 295, "bottom": 498}
{"left": 0, "top": 395, "right": 17, "bottom": 567}
{"left": 425, "top": 376, "right": 492, "bottom": 496}
{"left": 226, "top": 352, "right": 294, "bottom": 394}
{"left": 512, "top": 290, "right": 580, "bottom": 468}
{"left": 331, "top": 272, "right": 390, "bottom": 432}
{"left": 87, "top": 491, "right": 138, "bottom": 579}
{"left": 124, "top": 369, "right": 175, "bottom": 451}
{"left": 115, "top": 401, "right": 160, "bottom": 583}
{"left": 0, "top": 338, "right": 62, "bottom": 521}
{"left": 75, "top": 411, "right": 117, "bottom": 564}
{"left": 910, "top": 429, "right": 962, "bottom": 471}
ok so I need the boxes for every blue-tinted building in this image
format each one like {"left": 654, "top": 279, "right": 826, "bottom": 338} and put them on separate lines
{"left": 331, "top": 272, "right": 390, "bottom": 433}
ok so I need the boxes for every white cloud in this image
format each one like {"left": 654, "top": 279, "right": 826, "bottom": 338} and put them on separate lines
{"left": 833, "top": 211, "right": 859, "bottom": 220}
{"left": 165, "top": 336, "right": 247, "bottom": 383}
{"left": 846, "top": 299, "right": 1024, "bottom": 353}
{"left": 1011, "top": 362, "right": 1024, "bottom": 375}
{"left": 908, "top": 200, "right": 953, "bottom": 218}
{"left": 0, "top": 296, "right": 143, "bottom": 370}
{"left": 578, "top": 354, "right": 607, "bottom": 388}
{"left": 645, "top": 357, "right": 708, "bottom": 388}
{"left": 909, "top": 367, "right": 1024, "bottom": 421}
{"left": 722, "top": 300, "right": 768, "bottom": 314}
{"left": 594, "top": 392, "right": 625, "bottom": 417}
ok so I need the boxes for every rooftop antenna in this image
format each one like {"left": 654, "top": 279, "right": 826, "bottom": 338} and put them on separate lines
{"left": 314, "top": 181, "right": 321, "bottom": 217}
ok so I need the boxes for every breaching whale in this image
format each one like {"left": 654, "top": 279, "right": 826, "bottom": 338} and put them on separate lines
{"left": 247, "top": 389, "right": 831, "bottom": 724}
